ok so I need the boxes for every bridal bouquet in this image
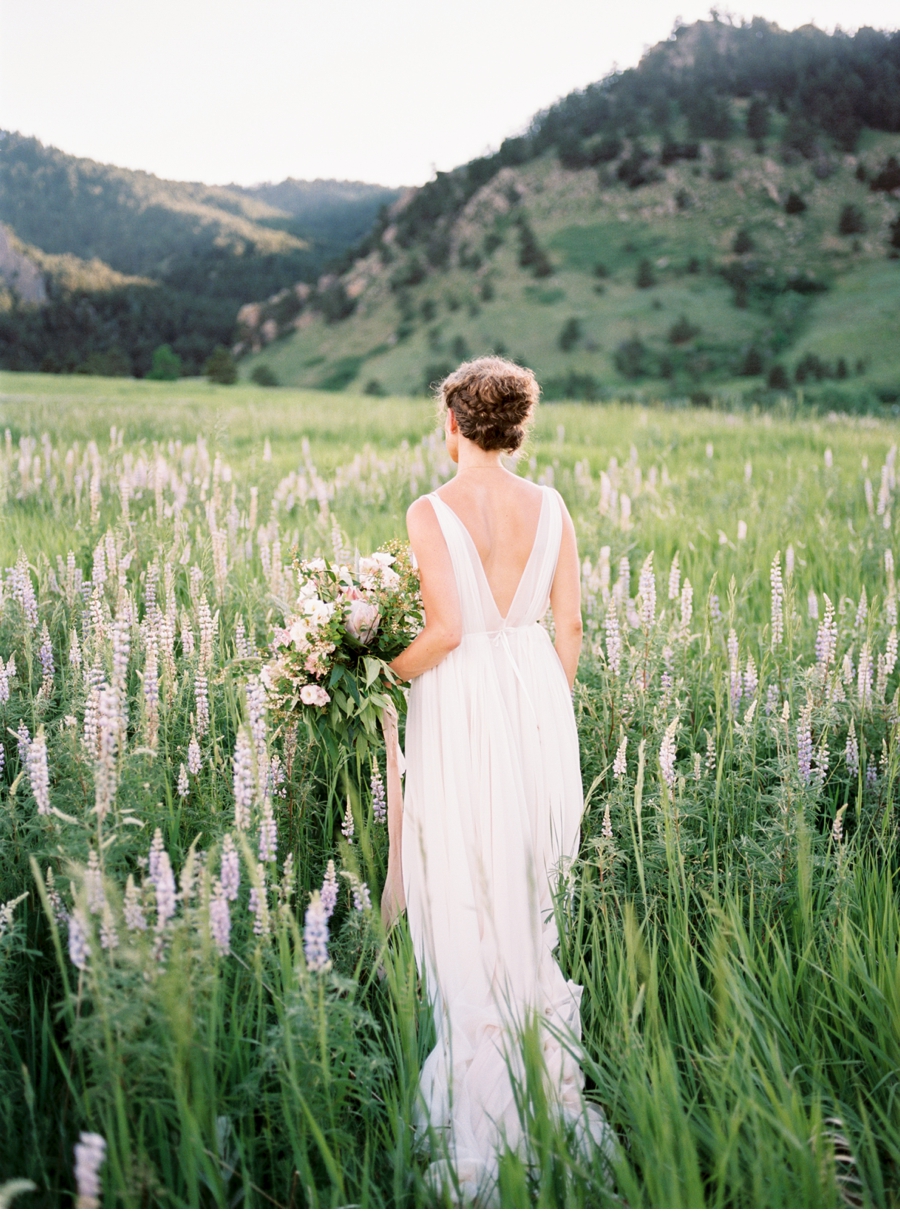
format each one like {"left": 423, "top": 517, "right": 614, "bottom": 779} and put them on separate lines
{"left": 262, "top": 542, "right": 422, "bottom": 747}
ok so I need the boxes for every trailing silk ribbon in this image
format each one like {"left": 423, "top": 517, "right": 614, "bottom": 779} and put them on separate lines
{"left": 379, "top": 701, "right": 406, "bottom": 926}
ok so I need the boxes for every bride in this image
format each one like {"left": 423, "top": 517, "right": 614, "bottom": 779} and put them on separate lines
{"left": 382, "top": 357, "right": 609, "bottom": 1200}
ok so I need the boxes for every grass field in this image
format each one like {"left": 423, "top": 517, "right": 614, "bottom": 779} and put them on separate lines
{"left": 2, "top": 372, "right": 900, "bottom": 1207}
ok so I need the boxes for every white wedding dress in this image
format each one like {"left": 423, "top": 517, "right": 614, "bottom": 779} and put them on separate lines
{"left": 402, "top": 484, "right": 609, "bottom": 1201}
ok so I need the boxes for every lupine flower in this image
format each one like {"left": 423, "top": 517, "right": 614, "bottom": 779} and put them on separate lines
{"left": 770, "top": 555, "right": 784, "bottom": 646}
{"left": 845, "top": 720, "right": 859, "bottom": 776}
{"left": 209, "top": 881, "right": 231, "bottom": 956}
{"left": 74, "top": 1131, "right": 106, "bottom": 1209}
{"left": 807, "top": 590, "right": 819, "bottom": 620}
{"left": 303, "top": 891, "right": 331, "bottom": 971}
{"left": 85, "top": 850, "right": 105, "bottom": 914}
{"left": 692, "top": 752, "right": 702, "bottom": 780}
{"left": 68, "top": 910, "right": 91, "bottom": 971}
{"left": 667, "top": 554, "right": 680, "bottom": 600}
{"left": 220, "top": 834, "right": 240, "bottom": 901}
{"left": 320, "top": 860, "right": 338, "bottom": 918}
{"left": 198, "top": 595, "right": 216, "bottom": 668}
{"left": 659, "top": 718, "right": 678, "bottom": 788}
{"left": 278, "top": 852, "right": 295, "bottom": 907}
{"left": 797, "top": 708, "right": 813, "bottom": 784}
{"left": 709, "top": 594, "right": 723, "bottom": 624}
{"left": 194, "top": 671, "right": 210, "bottom": 737}
{"left": 680, "top": 578, "right": 693, "bottom": 635}
{"left": 25, "top": 727, "right": 50, "bottom": 816}
{"left": 866, "top": 758, "right": 878, "bottom": 787}
{"left": 705, "top": 731, "right": 716, "bottom": 772}
{"left": 601, "top": 803, "right": 613, "bottom": 840}
{"left": 187, "top": 734, "right": 202, "bottom": 775}
{"left": 857, "top": 643, "right": 872, "bottom": 709}
{"left": 246, "top": 674, "right": 268, "bottom": 770}
{"left": 341, "top": 798, "right": 355, "bottom": 841}
{"left": 785, "top": 545, "right": 795, "bottom": 579}
{"left": 886, "top": 627, "right": 898, "bottom": 678}
{"left": 176, "top": 763, "right": 189, "bottom": 798}
{"left": 0, "top": 653, "right": 10, "bottom": 702}
{"left": 99, "top": 903, "right": 119, "bottom": 952}
{"left": 232, "top": 728, "right": 255, "bottom": 830}
{"left": 94, "top": 685, "right": 119, "bottom": 821}
{"left": 638, "top": 554, "right": 656, "bottom": 630}
{"left": 16, "top": 720, "right": 31, "bottom": 760}
{"left": 69, "top": 628, "right": 82, "bottom": 670}
{"left": 123, "top": 876, "right": 147, "bottom": 932}
{"left": 832, "top": 806, "right": 846, "bottom": 844}
{"left": 855, "top": 588, "right": 868, "bottom": 630}
{"left": 614, "top": 556, "right": 630, "bottom": 603}
{"left": 743, "top": 656, "right": 758, "bottom": 701}
{"left": 0, "top": 892, "right": 27, "bottom": 938}
{"left": 46, "top": 867, "right": 68, "bottom": 926}
{"left": 727, "top": 629, "right": 742, "bottom": 711}
{"left": 38, "top": 621, "right": 54, "bottom": 691}
{"left": 153, "top": 852, "right": 176, "bottom": 932}
{"left": 815, "top": 595, "right": 837, "bottom": 673}
{"left": 342, "top": 871, "right": 372, "bottom": 912}
{"left": 371, "top": 759, "right": 387, "bottom": 823}
{"left": 816, "top": 741, "right": 829, "bottom": 786}
{"left": 249, "top": 878, "right": 270, "bottom": 936}
{"left": 180, "top": 607, "right": 195, "bottom": 657}
{"left": 613, "top": 736, "right": 627, "bottom": 779}
{"left": 259, "top": 797, "right": 277, "bottom": 862}
{"left": 604, "top": 600, "right": 622, "bottom": 675}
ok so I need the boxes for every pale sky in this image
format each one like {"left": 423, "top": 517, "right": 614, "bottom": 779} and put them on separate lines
{"left": 1, "top": 0, "right": 897, "bottom": 189}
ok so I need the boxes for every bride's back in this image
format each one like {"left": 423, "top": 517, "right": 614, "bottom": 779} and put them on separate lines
{"left": 434, "top": 472, "right": 545, "bottom": 620}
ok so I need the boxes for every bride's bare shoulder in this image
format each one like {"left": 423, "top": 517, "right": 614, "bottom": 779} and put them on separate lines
{"left": 406, "top": 493, "right": 441, "bottom": 534}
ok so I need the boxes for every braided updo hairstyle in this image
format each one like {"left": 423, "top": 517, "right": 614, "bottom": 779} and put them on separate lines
{"left": 438, "top": 356, "right": 540, "bottom": 453}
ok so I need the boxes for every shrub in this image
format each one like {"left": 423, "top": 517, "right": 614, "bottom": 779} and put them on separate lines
{"left": 593, "top": 263, "right": 609, "bottom": 279}
{"left": 363, "top": 379, "right": 385, "bottom": 396}
{"left": 889, "top": 215, "right": 900, "bottom": 251}
{"left": 739, "top": 347, "right": 765, "bottom": 376}
{"left": 614, "top": 336, "right": 652, "bottom": 378}
{"left": 709, "top": 145, "right": 732, "bottom": 181}
{"left": 869, "top": 156, "right": 900, "bottom": 193}
{"left": 635, "top": 259, "right": 656, "bottom": 289}
{"left": 516, "top": 219, "right": 554, "bottom": 278}
{"left": 785, "top": 191, "right": 807, "bottom": 215}
{"left": 668, "top": 316, "right": 700, "bottom": 345}
{"left": 838, "top": 204, "right": 867, "bottom": 235}
{"left": 251, "top": 365, "right": 278, "bottom": 387}
{"left": 733, "top": 228, "right": 755, "bottom": 254}
{"left": 423, "top": 362, "right": 455, "bottom": 391}
{"left": 746, "top": 98, "right": 769, "bottom": 141}
{"left": 450, "top": 336, "right": 470, "bottom": 361}
{"left": 147, "top": 344, "right": 182, "bottom": 381}
{"left": 318, "top": 282, "right": 357, "bottom": 324}
{"left": 767, "top": 364, "right": 790, "bottom": 389}
{"left": 480, "top": 280, "right": 495, "bottom": 302}
{"left": 419, "top": 298, "right": 437, "bottom": 322}
{"left": 558, "top": 317, "right": 582, "bottom": 352}
{"left": 204, "top": 346, "right": 237, "bottom": 385}
{"left": 617, "top": 144, "right": 659, "bottom": 189}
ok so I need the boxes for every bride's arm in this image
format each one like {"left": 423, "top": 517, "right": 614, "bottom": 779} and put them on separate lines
{"left": 549, "top": 493, "right": 583, "bottom": 689}
{"left": 388, "top": 498, "right": 461, "bottom": 682}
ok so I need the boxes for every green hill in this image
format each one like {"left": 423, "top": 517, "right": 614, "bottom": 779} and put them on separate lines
{"left": 240, "top": 18, "right": 900, "bottom": 407}
{"left": 0, "top": 133, "right": 398, "bottom": 375}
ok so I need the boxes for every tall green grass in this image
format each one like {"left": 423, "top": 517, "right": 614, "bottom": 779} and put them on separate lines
{"left": 1, "top": 375, "right": 899, "bottom": 1207}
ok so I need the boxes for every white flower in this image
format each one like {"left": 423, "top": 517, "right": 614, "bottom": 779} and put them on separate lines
{"left": 300, "top": 684, "right": 330, "bottom": 707}
{"left": 345, "top": 599, "right": 381, "bottom": 644}
{"left": 289, "top": 619, "right": 312, "bottom": 650}
{"left": 302, "top": 599, "right": 335, "bottom": 628}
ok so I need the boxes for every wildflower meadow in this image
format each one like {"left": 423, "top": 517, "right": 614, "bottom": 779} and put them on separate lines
{"left": 1, "top": 373, "right": 900, "bottom": 1208}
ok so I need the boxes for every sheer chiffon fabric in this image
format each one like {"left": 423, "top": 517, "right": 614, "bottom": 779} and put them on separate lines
{"left": 402, "top": 485, "right": 609, "bottom": 1201}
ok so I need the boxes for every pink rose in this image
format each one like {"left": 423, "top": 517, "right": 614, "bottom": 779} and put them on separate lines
{"left": 345, "top": 599, "right": 380, "bottom": 645}
{"left": 300, "top": 684, "right": 330, "bottom": 707}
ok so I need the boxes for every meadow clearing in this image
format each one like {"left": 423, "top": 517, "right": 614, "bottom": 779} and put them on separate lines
{"left": 1, "top": 372, "right": 900, "bottom": 1208}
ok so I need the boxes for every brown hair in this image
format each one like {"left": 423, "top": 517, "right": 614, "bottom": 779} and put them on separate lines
{"left": 437, "top": 356, "right": 540, "bottom": 453}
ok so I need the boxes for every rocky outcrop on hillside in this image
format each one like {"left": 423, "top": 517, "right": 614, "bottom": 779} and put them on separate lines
{"left": 0, "top": 223, "right": 46, "bottom": 305}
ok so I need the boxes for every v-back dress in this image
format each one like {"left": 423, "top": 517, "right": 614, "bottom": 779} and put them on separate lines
{"left": 402, "top": 484, "right": 605, "bottom": 1198}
